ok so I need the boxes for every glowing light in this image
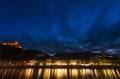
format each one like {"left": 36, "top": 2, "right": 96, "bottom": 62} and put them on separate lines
{"left": 0, "top": 68, "right": 119, "bottom": 79}
{"left": 45, "top": 59, "right": 52, "bottom": 66}
{"left": 18, "top": 69, "right": 24, "bottom": 79}
{"left": 82, "top": 69, "right": 86, "bottom": 76}
{"left": 103, "top": 69, "right": 108, "bottom": 78}
{"left": 24, "top": 69, "right": 33, "bottom": 79}
{"left": 44, "top": 69, "right": 51, "bottom": 79}
{"left": 71, "top": 62, "right": 77, "bottom": 65}
{"left": 94, "top": 69, "right": 98, "bottom": 77}
{"left": 81, "top": 64, "right": 91, "bottom": 66}
{"left": 116, "top": 69, "right": 120, "bottom": 77}
{"left": 86, "top": 69, "right": 91, "bottom": 74}
{"left": 71, "top": 69, "right": 79, "bottom": 78}
{"left": 54, "top": 69, "right": 67, "bottom": 79}
{"left": 37, "top": 69, "right": 42, "bottom": 79}
{"left": 54, "top": 61, "right": 67, "bottom": 65}
{"left": 26, "top": 60, "right": 36, "bottom": 66}
{"left": 1, "top": 70, "right": 8, "bottom": 79}
{"left": 2, "top": 40, "right": 26, "bottom": 49}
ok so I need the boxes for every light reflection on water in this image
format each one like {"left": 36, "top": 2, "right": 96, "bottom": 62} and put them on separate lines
{"left": 0, "top": 68, "right": 119, "bottom": 79}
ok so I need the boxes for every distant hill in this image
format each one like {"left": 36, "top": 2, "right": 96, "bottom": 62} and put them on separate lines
{"left": 54, "top": 52, "right": 97, "bottom": 60}
{"left": 0, "top": 45, "right": 50, "bottom": 61}
{"left": 0, "top": 44, "right": 119, "bottom": 61}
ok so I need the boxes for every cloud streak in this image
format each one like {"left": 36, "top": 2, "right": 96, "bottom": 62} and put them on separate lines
{"left": 0, "top": 0, "right": 120, "bottom": 53}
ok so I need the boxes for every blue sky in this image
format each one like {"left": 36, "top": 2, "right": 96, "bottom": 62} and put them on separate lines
{"left": 0, "top": 0, "right": 120, "bottom": 54}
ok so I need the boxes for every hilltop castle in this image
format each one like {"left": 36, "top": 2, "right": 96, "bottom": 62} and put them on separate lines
{"left": 2, "top": 40, "right": 26, "bottom": 50}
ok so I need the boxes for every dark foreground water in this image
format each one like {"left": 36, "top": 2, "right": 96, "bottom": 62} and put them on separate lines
{"left": 0, "top": 68, "right": 119, "bottom": 79}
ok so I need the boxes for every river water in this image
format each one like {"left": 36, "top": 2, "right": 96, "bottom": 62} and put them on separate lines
{"left": 0, "top": 68, "right": 119, "bottom": 79}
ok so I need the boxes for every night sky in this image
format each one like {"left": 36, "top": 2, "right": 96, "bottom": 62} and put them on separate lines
{"left": 0, "top": 0, "right": 120, "bottom": 54}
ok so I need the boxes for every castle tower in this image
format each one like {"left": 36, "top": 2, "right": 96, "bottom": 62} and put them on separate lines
{"left": 14, "top": 40, "right": 19, "bottom": 45}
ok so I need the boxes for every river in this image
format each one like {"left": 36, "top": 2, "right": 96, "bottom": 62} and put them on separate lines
{"left": 0, "top": 68, "right": 119, "bottom": 79}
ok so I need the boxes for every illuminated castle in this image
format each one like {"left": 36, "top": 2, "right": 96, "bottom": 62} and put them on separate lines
{"left": 2, "top": 40, "right": 26, "bottom": 50}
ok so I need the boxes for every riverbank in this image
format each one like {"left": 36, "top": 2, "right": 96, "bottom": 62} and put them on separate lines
{"left": 0, "top": 65, "right": 119, "bottom": 69}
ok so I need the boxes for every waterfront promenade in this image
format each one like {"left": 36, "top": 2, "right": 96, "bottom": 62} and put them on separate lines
{"left": 0, "top": 65, "right": 119, "bottom": 69}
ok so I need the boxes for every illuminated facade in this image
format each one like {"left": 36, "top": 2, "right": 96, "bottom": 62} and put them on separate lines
{"left": 2, "top": 40, "right": 26, "bottom": 50}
